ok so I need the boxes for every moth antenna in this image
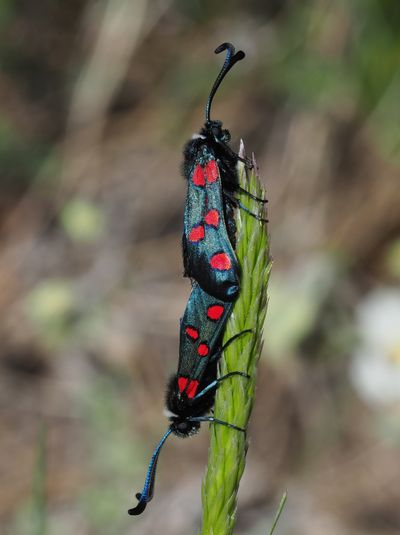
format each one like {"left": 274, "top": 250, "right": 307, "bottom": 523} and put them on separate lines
{"left": 128, "top": 428, "right": 173, "bottom": 516}
{"left": 205, "top": 42, "right": 245, "bottom": 123}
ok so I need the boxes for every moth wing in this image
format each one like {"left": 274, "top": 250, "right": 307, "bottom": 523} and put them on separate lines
{"left": 183, "top": 156, "right": 239, "bottom": 302}
{"left": 177, "top": 282, "right": 233, "bottom": 398}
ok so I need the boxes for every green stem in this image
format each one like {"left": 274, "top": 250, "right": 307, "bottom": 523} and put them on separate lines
{"left": 200, "top": 142, "right": 271, "bottom": 535}
{"left": 32, "top": 422, "right": 47, "bottom": 535}
{"left": 268, "top": 492, "right": 288, "bottom": 535}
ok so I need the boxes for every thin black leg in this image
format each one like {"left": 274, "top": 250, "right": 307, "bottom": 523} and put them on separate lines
{"left": 189, "top": 416, "right": 246, "bottom": 433}
{"left": 193, "top": 371, "right": 250, "bottom": 400}
{"left": 224, "top": 191, "right": 268, "bottom": 223}
{"left": 209, "top": 329, "right": 252, "bottom": 363}
{"left": 236, "top": 185, "right": 268, "bottom": 203}
{"left": 220, "top": 329, "right": 252, "bottom": 352}
{"left": 212, "top": 136, "right": 254, "bottom": 169}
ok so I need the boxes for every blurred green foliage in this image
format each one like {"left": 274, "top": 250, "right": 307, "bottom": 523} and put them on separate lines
{"left": 61, "top": 199, "right": 105, "bottom": 243}
{"left": 79, "top": 378, "right": 144, "bottom": 534}
{"left": 32, "top": 424, "right": 47, "bottom": 535}
{"left": 25, "top": 279, "right": 76, "bottom": 348}
{"left": 8, "top": 425, "right": 47, "bottom": 535}
{"left": 0, "top": 0, "right": 14, "bottom": 28}
{"left": 266, "top": 254, "right": 342, "bottom": 359}
{"left": 385, "top": 239, "right": 400, "bottom": 279}
{"left": 0, "top": 116, "right": 51, "bottom": 190}
{"left": 266, "top": 0, "right": 400, "bottom": 160}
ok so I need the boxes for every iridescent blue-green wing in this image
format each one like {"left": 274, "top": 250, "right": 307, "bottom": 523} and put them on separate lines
{"left": 183, "top": 152, "right": 239, "bottom": 302}
{"left": 176, "top": 282, "right": 233, "bottom": 399}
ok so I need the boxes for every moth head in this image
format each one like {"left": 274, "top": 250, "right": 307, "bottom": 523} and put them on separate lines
{"left": 221, "top": 128, "right": 231, "bottom": 142}
{"left": 169, "top": 417, "right": 200, "bottom": 438}
{"left": 203, "top": 120, "right": 230, "bottom": 143}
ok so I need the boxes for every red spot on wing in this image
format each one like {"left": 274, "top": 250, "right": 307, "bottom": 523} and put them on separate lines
{"left": 192, "top": 165, "right": 205, "bottom": 186}
{"left": 204, "top": 209, "right": 220, "bottom": 228}
{"left": 205, "top": 160, "right": 219, "bottom": 183}
{"left": 210, "top": 253, "right": 232, "bottom": 271}
{"left": 178, "top": 377, "right": 188, "bottom": 392}
{"left": 207, "top": 304, "right": 225, "bottom": 321}
{"left": 189, "top": 225, "right": 205, "bottom": 242}
{"left": 197, "top": 343, "right": 209, "bottom": 357}
{"left": 185, "top": 326, "right": 199, "bottom": 340}
{"left": 186, "top": 380, "right": 199, "bottom": 398}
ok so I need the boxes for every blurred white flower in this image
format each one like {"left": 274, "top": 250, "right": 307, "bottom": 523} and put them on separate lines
{"left": 350, "top": 287, "right": 400, "bottom": 406}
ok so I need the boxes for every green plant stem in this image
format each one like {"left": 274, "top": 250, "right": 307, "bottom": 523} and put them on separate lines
{"left": 33, "top": 422, "right": 47, "bottom": 535}
{"left": 268, "top": 492, "right": 287, "bottom": 535}
{"left": 200, "top": 142, "right": 271, "bottom": 535}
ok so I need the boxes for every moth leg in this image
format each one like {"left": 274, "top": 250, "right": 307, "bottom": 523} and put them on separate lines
{"left": 237, "top": 155, "right": 254, "bottom": 169}
{"left": 212, "top": 136, "right": 254, "bottom": 169}
{"left": 224, "top": 191, "right": 268, "bottom": 223}
{"left": 238, "top": 201, "right": 269, "bottom": 223}
{"left": 236, "top": 185, "right": 268, "bottom": 204}
{"left": 193, "top": 371, "right": 250, "bottom": 400}
{"left": 189, "top": 416, "right": 246, "bottom": 433}
{"left": 209, "top": 329, "right": 253, "bottom": 364}
{"left": 220, "top": 329, "right": 252, "bottom": 352}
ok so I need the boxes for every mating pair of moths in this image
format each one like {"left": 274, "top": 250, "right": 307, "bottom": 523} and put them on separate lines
{"left": 129, "top": 43, "right": 267, "bottom": 515}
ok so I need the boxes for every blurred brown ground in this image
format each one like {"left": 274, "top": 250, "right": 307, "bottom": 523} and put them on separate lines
{"left": 1, "top": 1, "right": 400, "bottom": 534}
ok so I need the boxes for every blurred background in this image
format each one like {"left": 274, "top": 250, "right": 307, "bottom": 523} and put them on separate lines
{"left": 1, "top": 0, "right": 400, "bottom": 534}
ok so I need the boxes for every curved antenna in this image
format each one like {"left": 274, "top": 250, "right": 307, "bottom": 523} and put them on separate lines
{"left": 205, "top": 42, "right": 245, "bottom": 123}
{"left": 128, "top": 428, "right": 173, "bottom": 515}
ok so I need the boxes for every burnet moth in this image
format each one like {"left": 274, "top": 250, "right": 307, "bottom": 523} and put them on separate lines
{"left": 128, "top": 41, "right": 260, "bottom": 516}
{"left": 182, "top": 42, "right": 268, "bottom": 302}
{"left": 128, "top": 281, "right": 250, "bottom": 515}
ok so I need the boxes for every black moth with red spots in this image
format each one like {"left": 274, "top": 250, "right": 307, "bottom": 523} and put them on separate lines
{"left": 128, "top": 42, "right": 265, "bottom": 516}
{"left": 128, "top": 281, "right": 249, "bottom": 515}
{"left": 165, "top": 281, "right": 234, "bottom": 434}
{"left": 182, "top": 43, "right": 267, "bottom": 302}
